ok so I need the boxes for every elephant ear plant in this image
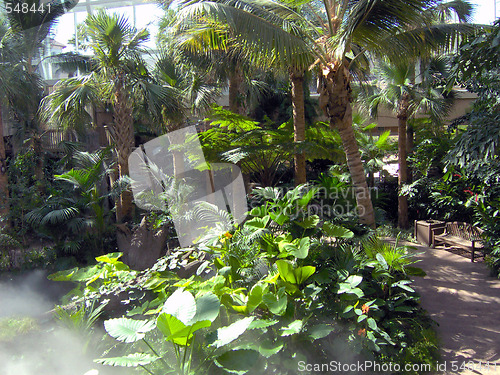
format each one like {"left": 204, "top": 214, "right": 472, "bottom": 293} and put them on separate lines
{"left": 96, "top": 288, "right": 260, "bottom": 375}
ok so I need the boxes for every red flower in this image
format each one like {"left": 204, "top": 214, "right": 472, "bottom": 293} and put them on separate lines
{"left": 454, "top": 174, "right": 461, "bottom": 178}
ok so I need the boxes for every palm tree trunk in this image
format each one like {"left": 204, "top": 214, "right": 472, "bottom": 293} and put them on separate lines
{"left": 228, "top": 65, "right": 243, "bottom": 114}
{"left": 290, "top": 68, "right": 307, "bottom": 186}
{"left": 0, "top": 104, "right": 9, "bottom": 221}
{"left": 397, "top": 99, "right": 409, "bottom": 229}
{"left": 406, "top": 122, "right": 414, "bottom": 184}
{"left": 318, "top": 63, "right": 375, "bottom": 228}
{"left": 113, "top": 76, "right": 135, "bottom": 222}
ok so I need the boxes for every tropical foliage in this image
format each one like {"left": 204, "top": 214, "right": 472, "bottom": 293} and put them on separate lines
{"left": 50, "top": 185, "right": 436, "bottom": 374}
{"left": 1, "top": 3, "right": 499, "bottom": 375}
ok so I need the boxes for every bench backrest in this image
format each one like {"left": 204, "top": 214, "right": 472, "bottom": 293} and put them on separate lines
{"left": 445, "top": 222, "right": 483, "bottom": 241}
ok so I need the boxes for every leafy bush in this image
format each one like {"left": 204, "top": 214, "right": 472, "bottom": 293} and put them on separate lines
{"left": 7, "top": 149, "right": 45, "bottom": 243}
{"left": 404, "top": 173, "right": 476, "bottom": 223}
{"left": 27, "top": 148, "right": 118, "bottom": 261}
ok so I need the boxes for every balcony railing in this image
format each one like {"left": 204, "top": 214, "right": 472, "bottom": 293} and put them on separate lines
{"left": 42, "top": 130, "right": 79, "bottom": 151}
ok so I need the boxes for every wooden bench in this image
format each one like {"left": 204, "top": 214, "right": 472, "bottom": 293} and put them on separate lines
{"left": 431, "top": 222, "right": 485, "bottom": 262}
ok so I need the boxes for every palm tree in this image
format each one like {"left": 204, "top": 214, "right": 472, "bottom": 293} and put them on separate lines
{"left": 0, "top": 0, "right": 73, "bottom": 215}
{"left": 354, "top": 121, "right": 395, "bottom": 189}
{"left": 174, "top": 11, "right": 310, "bottom": 185}
{"left": 0, "top": 65, "right": 36, "bottom": 219}
{"left": 359, "top": 58, "right": 455, "bottom": 228}
{"left": 3, "top": 0, "right": 76, "bottom": 74}
{"left": 41, "top": 11, "right": 182, "bottom": 222}
{"left": 176, "top": 0, "right": 476, "bottom": 228}
{"left": 152, "top": 49, "right": 221, "bottom": 175}
{"left": 26, "top": 148, "right": 116, "bottom": 255}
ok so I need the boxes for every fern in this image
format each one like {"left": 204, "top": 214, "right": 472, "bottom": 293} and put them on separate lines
{"left": 193, "top": 201, "right": 233, "bottom": 226}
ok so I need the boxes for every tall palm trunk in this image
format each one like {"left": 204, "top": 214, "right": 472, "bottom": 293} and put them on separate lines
{"left": 406, "top": 123, "right": 414, "bottom": 184}
{"left": 290, "top": 68, "right": 306, "bottom": 186}
{"left": 113, "top": 75, "right": 135, "bottom": 222}
{"left": 0, "top": 105, "right": 9, "bottom": 220}
{"left": 228, "top": 65, "right": 243, "bottom": 114}
{"left": 318, "top": 62, "right": 375, "bottom": 228}
{"left": 397, "top": 95, "right": 410, "bottom": 229}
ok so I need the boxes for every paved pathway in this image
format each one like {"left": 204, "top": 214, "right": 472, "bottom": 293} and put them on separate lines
{"left": 403, "top": 241, "right": 500, "bottom": 375}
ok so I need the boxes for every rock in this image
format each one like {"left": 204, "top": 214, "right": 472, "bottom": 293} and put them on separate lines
{"left": 117, "top": 217, "right": 168, "bottom": 271}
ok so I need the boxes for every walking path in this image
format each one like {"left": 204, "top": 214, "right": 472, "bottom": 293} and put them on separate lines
{"left": 403, "top": 241, "right": 500, "bottom": 375}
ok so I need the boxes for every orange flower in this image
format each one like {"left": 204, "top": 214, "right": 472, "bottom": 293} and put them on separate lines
{"left": 361, "top": 304, "right": 370, "bottom": 314}
{"left": 357, "top": 328, "right": 366, "bottom": 337}
{"left": 224, "top": 232, "right": 233, "bottom": 239}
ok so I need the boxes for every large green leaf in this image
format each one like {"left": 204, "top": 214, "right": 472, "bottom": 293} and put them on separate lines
{"left": 262, "top": 287, "right": 287, "bottom": 315}
{"left": 193, "top": 292, "right": 220, "bottom": 322}
{"left": 246, "top": 282, "right": 268, "bottom": 313}
{"left": 95, "top": 353, "right": 158, "bottom": 367}
{"left": 280, "top": 320, "right": 303, "bottom": 336}
{"left": 156, "top": 313, "right": 211, "bottom": 346}
{"left": 279, "top": 237, "right": 311, "bottom": 259}
{"left": 270, "top": 211, "right": 289, "bottom": 226}
{"left": 47, "top": 267, "right": 79, "bottom": 281}
{"left": 346, "top": 275, "right": 363, "bottom": 288}
{"left": 307, "top": 324, "right": 335, "bottom": 340}
{"left": 322, "top": 223, "right": 354, "bottom": 238}
{"left": 248, "top": 319, "right": 279, "bottom": 330}
{"left": 156, "top": 313, "right": 185, "bottom": 340}
{"left": 257, "top": 339, "right": 284, "bottom": 358}
{"left": 104, "top": 318, "right": 155, "bottom": 343}
{"left": 211, "top": 317, "right": 254, "bottom": 348}
{"left": 48, "top": 265, "right": 100, "bottom": 282}
{"left": 162, "top": 288, "right": 196, "bottom": 325}
{"left": 297, "top": 215, "right": 320, "bottom": 229}
{"left": 214, "top": 349, "right": 259, "bottom": 374}
{"left": 375, "top": 253, "right": 389, "bottom": 269}
{"left": 298, "top": 188, "right": 317, "bottom": 206}
{"left": 95, "top": 252, "right": 123, "bottom": 264}
{"left": 276, "top": 260, "right": 315, "bottom": 285}
{"left": 245, "top": 216, "right": 270, "bottom": 229}
{"left": 230, "top": 293, "right": 249, "bottom": 314}
{"left": 337, "top": 275, "right": 364, "bottom": 298}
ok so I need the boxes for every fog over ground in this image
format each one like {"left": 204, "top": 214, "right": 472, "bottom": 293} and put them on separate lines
{"left": 0, "top": 270, "right": 127, "bottom": 375}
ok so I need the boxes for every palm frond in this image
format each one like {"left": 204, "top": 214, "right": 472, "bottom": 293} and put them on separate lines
{"left": 193, "top": 201, "right": 233, "bottom": 225}
{"left": 39, "top": 74, "right": 99, "bottom": 135}
{"left": 373, "top": 23, "right": 480, "bottom": 62}
{"left": 39, "top": 207, "right": 80, "bottom": 226}
{"left": 46, "top": 52, "right": 95, "bottom": 75}
{"left": 175, "top": 0, "right": 314, "bottom": 69}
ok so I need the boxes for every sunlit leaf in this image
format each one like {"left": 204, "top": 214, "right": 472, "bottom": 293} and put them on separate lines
{"left": 95, "top": 353, "right": 158, "bottom": 367}
{"left": 104, "top": 318, "right": 155, "bottom": 343}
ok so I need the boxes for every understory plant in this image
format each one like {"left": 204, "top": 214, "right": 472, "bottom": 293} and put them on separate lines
{"left": 27, "top": 148, "right": 119, "bottom": 261}
{"left": 52, "top": 185, "right": 438, "bottom": 374}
